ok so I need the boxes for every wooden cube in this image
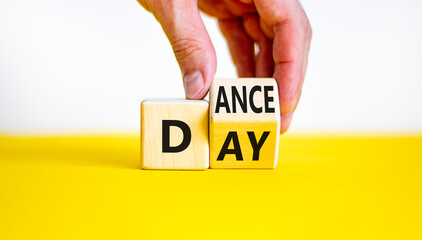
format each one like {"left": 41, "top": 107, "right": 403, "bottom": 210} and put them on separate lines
{"left": 209, "top": 78, "right": 280, "bottom": 169}
{"left": 141, "top": 99, "right": 209, "bottom": 170}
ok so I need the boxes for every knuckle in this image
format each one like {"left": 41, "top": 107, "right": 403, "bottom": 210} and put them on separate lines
{"left": 171, "top": 38, "right": 204, "bottom": 64}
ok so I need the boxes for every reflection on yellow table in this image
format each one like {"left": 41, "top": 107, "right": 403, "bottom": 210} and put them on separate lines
{"left": 0, "top": 134, "right": 421, "bottom": 239}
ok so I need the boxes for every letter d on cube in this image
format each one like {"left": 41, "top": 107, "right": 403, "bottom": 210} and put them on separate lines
{"left": 141, "top": 99, "right": 209, "bottom": 170}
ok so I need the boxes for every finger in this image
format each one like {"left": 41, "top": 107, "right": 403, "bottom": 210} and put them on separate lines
{"left": 255, "top": 38, "right": 273, "bottom": 77}
{"left": 222, "top": 0, "right": 257, "bottom": 16}
{"left": 137, "top": 0, "right": 152, "bottom": 12}
{"left": 273, "top": 19, "right": 311, "bottom": 114}
{"left": 259, "top": 17, "right": 274, "bottom": 39}
{"left": 198, "top": 0, "right": 234, "bottom": 19}
{"left": 280, "top": 112, "right": 293, "bottom": 134}
{"left": 219, "top": 19, "right": 255, "bottom": 77}
{"left": 242, "top": 15, "right": 273, "bottom": 77}
{"left": 149, "top": 0, "right": 216, "bottom": 99}
{"left": 239, "top": 0, "right": 254, "bottom": 4}
{"left": 254, "top": 0, "right": 312, "bottom": 114}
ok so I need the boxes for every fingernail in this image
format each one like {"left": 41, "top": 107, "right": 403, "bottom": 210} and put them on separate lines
{"left": 183, "top": 71, "right": 204, "bottom": 99}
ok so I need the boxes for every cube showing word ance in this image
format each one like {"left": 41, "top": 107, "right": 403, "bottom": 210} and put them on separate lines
{"left": 141, "top": 99, "right": 209, "bottom": 170}
{"left": 209, "top": 78, "right": 281, "bottom": 169}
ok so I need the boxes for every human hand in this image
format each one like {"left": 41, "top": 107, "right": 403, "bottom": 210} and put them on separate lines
{"left": 137, "top": 0, "right": 312, "bottom": 133}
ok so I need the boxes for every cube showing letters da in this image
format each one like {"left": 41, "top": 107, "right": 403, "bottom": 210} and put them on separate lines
{"left": 209, "top": 78, "right": 280, "bottom": 169}
{"left": 141, "top": 99, "right": 209, "bottom": 170}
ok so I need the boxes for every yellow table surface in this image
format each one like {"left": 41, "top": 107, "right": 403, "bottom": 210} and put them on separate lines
{"left": 0, "top": 134, "right": 421, "bottom": 239}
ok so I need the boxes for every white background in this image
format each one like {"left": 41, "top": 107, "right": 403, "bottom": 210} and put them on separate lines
{"left": 0, "top": 0, "right": 421, "bottom": 134}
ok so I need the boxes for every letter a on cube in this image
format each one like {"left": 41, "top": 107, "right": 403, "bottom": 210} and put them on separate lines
{"left": 141, "top": 99, "right": 209, "bottom": 170}
{"left": 209, "top": 78, "right": 281, "bottom": 169}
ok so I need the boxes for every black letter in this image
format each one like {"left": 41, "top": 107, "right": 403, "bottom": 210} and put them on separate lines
{"left": 162, "top": 120, "right": 191, "bottom": 153}
{"left": 249, "top": 86, "right": 262, "bottom": 113}
{"left": 232, "top": 86, "right": 247, "bottom": 113}
{"left": 264, "top": 86, "right": 275, "bottom": 113}
{"left": 215, "top": 86, "right": 230, "bottom": 113}
{"left": 217, "top": 132, "right": 243, "bottom": 161}
{"left": 247, "top": 131, "right": 270, "bottom": 160}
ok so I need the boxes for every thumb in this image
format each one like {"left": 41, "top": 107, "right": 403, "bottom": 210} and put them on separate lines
{"left": 150, "top": 0, "right": 216, "bottom": 99}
